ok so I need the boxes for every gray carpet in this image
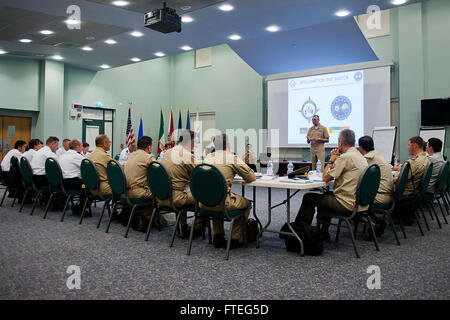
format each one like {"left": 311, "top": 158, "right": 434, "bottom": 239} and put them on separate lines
{"left": 1, "top": 186, "right": 449, "bottom": 300}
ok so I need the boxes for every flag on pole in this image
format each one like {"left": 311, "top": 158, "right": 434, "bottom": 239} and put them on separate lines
{"left": 177, "top": 109, "right": 182, "bottom": 143}
{"left": 194, "top": 106, "right": 202, "bottom": 158}
{"left": 138, "top": 116, "right": 143, "bottom": 139}
{"left": 186, "top": 109, "right": 190, "bottom": 130}
{"left": 158, "top": 109, "right": 165, "bottom": 155}
{"left": 168, "top": 108, "right": 174, "bottom": 147}
{"left": 125, "top": 106, "right": 135, "bottom": 148}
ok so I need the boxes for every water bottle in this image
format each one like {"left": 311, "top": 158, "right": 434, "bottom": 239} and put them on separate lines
{"left": 267, "top": 160, "right": 274, "bottom": 176}
{"left": 316, "top": 160, "right": 322, "bottom": 173}
{"left": 393, "top": 156, "right": 398, "bottom": 167}
{"left": 287, "top": 161, "right": 294, "bottom": 174}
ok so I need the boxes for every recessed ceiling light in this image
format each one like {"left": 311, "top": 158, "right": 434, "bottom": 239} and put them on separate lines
{"left": 335, "top": 9, "right": 351, "bottom": 17}
{"left": 104, "top": 39, "right": 117, "bottom": 44}
{"left": 19, "top": 38, "right": 32, "bottom": 43}
{"left": 100, "top": 64, "right": 111, "bottom": 69}
{"left": 219, "top": 4, "right": 234, "bottom": 11}
{"left": 0, "top": 49, "right": 7, "bottom": 54}
{"left": 112, "top": 1, "right": 129, "bottom": 6}
{"left": 52, "top": 55, "right": 64, "bottom": 60}
{"left": 181, "top": 16, "right": 194, "bottom": 23}
{"left": 228, "top": 34, "right": 241, "bottom": 40}
{"left": 265, "top": 25, "right": 280, "bottom": 32}
{"left": 392, "top": 0, "right": 407, "bottom": 5}
{"left": 81, "top": 46, "right": 93, "bottom": 51}
{"left": 154, "top": 52, "right": 165, "bottom": 57}
{"left": 180, "top": 6, "right": 191, "bottom": 11}
{"left": 130, "top": 31, "right": 143, "bottom": 37}
{"left": 40, "top": 30, "right": 54, "bottom": 35}
{"left": 130, "top": 57, "right": 141, "bottom": 62}
{"left": 65, "top": 19, "right": 80, "bottom": 25}
{"left": 181, "top": 45, "right": 192, "bottom": 51}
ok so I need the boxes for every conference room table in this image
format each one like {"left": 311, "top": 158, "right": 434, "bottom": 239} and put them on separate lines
{"left": 233, "top": 175, "right": 329, "bottom": 256}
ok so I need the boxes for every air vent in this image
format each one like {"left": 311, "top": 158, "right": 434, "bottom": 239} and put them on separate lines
{"left": 5, "top": 51, "right": 51, "bottom": 58}
{"left": 53, "top": 42, "right": 80, "bottom": 48}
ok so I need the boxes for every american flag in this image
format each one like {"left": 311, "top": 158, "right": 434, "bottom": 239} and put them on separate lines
{"left": 126, "top": 107, "right": 135, "bottom": 147}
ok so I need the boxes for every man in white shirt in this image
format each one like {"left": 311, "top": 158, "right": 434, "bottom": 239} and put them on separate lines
{"left": 22, "top": 139, "right": 43, "bottom": 164}
{"left": 31, "top": 136, "right": 59, "bottom": 188}
{"left": 118, "top": 144, "right": 137, "bottom": 166}
{"left": 1, "top": 140, "right": 27, "bottom": 172}
{"left": 59, "top": 139, "right": 88, "bottom": 215}
{"left": 55, "top": 139, "right": 70, "bottom": 158}
{"left": 81, "top": 142, "right": 90, "bottom": 157}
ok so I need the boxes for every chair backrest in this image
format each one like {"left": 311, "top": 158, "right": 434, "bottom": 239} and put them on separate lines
{"left": 147, "top": 161, "right": 171, "bottom": 201}
{"left": 420, "top": 161, "right": 434, "bottom": 196}
{"left": 80, "top": 158, "right": 100, "bottom": 192}
{"left": 437, "top": 161, "right": 449, "bottom": 193}
{"left": 9, "top": 157, "right": 22, "bottom": 187}
{"left": 45, "top": 157, "right": 63, "bottom": 189}
{"left": 356, "top": 164, "right": 381, "bottom": 210}
{"left": 106, "top": 160, "right": 126, "bottom": 197}
{"left": 395, "top": 161, "right": 410, "bottom": 199}
{"left": 19, "top": 157, "right": 34, "bottom": 185}
{"left": 190, "top": 163, "right": 227, "bottom": 207}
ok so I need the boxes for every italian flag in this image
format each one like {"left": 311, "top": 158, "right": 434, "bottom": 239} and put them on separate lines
{"left": 157, "top": 109, "right": 165, "bottom": 155}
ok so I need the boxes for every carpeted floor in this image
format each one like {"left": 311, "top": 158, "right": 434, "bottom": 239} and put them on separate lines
{"left": 1, "top": 186, "right": 449, "bottom": 300}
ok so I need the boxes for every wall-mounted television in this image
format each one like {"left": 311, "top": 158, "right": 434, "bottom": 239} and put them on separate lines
{"left": 421, "top": 98, "right": 450, "bottom": 126}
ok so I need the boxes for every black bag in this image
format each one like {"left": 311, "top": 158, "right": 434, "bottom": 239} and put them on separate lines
{"left": 246, "top": 218, "right": 259, "bottom": 243}
{"left": 392, "top": 190, "right": 420, "bottom": 222}
{"left": 280, "top": 221, "right": 323, "bottom": 256}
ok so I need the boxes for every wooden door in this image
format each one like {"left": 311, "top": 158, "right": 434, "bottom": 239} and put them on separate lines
{"left": 0, "top": 116, "right": 32, "bottom": 162}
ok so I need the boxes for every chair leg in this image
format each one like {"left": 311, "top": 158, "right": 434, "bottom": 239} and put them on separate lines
{"left": 443, "top": 193, "right": 450, "bottom": 215}
{"left": 186, "top": 216, "right": 198, "bottom": 256}
{"left": 387, "top": 213, "right": 401, "bottom": 245}
{"left": 60, "top": 195, "right": 73, "bottom": 222}
{"left": 225, "top": 218, "right": 236, "bottom": 261}
{"left": 440, "top": 193, "right": 450, "bottom": 215}
{"left": 418, "top": 206, "right": 430, "bottom": 231}
{"left": 398, "top": 219, "right": 407, "bottom": 239}
{"left": 366, "top": 215, "right": 380, "bottom": 251}
{"left": 19, "top": 189, "right": 29, "bottom": 212}
{"left": 146, "top": 207, "right": 158, "bottom": 242}
{"left": 97, "top": 199, "right": 110, "bottom": 228}
{"left": 414, "top": 210, "right": 425, "bottom": 236}
{"left": 105, "top": 202, "right": 117, "bottom": 233}
{"left": 436, "top": 200, "right": 448, "bottom": 225}
{"left": 43, "top": 193, "right": 55, "bottom": 219}
{"left": 208, "top": 219, "right": 212, "bottom": 244}
{"left": 335, "top": 219, "right": 342, "bottom": 243}
{"left": 11, "top": 191, "right": 17, "bottom": 207}
{"left": 79, "top": 197, "right": 90, "bottom": 225}
{"left": 345, "top": 219, "right": 360, "bottom": 258}
{"left": 0, "top": 187, "right": 8, "bottom": 207}
{"left": 426, "top": 201, "right": 442, "bottom": 228}
{"left": 30, "top": 191, "right": 41, "bottom": 216}
{"left": 124, "top": 206, "right": 137, "bottom": 238}
{"left": 169, "top": 209, "right": 182, "bottom": 246}
{"left": 243, "top": 216, "right": 248, "bottom": 248}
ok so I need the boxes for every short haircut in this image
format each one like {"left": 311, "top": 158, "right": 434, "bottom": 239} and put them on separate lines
{"left": 358, "top": 135, "right": 374, "bottom": 152}
{"left": 137, "top": 136, "right": 153, "bottom": 150}
{"left": 14, "top": 140, "right": 27, "bottom": 149}
{"left": 409, "top": 136, "right": 425, "bottom": 149}
{"left": 312, "top": 115, "right": 319, "bottom": 120}
{"left": 63, "top": 139, "right": 71, "bottom": 143}
{"left": 339, "top": 129, "right": 355, "bottom": 147}
{"left": 213, "top": 133, "right": 228, "bottom": 151}
{"left": 46, "top": 136, "right": 59, "bottom": 145}
{"left": 82, "top": 142, "right": 89, "bottom": 148}
{"left": 178, "top": 130, "right": 195, "bottom": 146}
{"left": 69, "top": 139, "right": 81, "bottom": 150}
{"left": 28, "top": 138, "right": 43, "bottom": 150}
{"left": 428, "top": 138, "right": 443, "bottom": 153}
{"left": 95, "top": 134, "right": 108, "bottom": 147}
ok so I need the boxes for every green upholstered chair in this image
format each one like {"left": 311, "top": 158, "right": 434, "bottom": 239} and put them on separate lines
{"left": 317, "top": 164, "right": 381, "bottom": 258}
{"left": 416, "top": 162, "right": 442, "bottom": 230}
{"left": 18, "top": 156, "right": 48, "bottom": 214}
{"left": 105, "top": 159, "right": 153, "bottom": 238}
{"left": 145, "top": 161, "right": 198, "bottom": 246}
{"left": 44, "top": 157, "right": 83, "bottom": 222}
{"left": 433, "top": 161, "right": 450, "bottom": 221}
{"left": 6, "top": 157, "right": 23, "bottom": 208}
{"left": 79, "top": 158, "right": 112, "bottom": 226}
{"left": 422, "top": 161, "right": 448, "bottom": 227}
{"left": 0, "top": 166, "right": 8, "bottom": 207}
{"left": 187, "top": 163, "right": 247, "bottom": 260}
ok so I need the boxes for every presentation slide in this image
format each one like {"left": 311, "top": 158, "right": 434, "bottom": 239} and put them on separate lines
{"left": 287, "top": 70, "right": 364, "bottom": 145}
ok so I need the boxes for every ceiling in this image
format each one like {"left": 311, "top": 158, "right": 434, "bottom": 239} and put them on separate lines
{"left": 0, "top": 0, "right": 424, "bottom": 74}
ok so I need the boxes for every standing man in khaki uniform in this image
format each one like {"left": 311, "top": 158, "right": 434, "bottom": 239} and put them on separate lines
{"left": 88, "top": 134, "right": 112, "bottom": 196}
{"left": 204, "top": 134, "right": 256, "bottom": 249}
{"left": 295, "top": 129, "right": 368, "bottom": 241}
{"left": 161, "top": 129, "right": 203, "bottom": 237}
{"left": 307, "top": 115, "right": 329, "bottom": 170}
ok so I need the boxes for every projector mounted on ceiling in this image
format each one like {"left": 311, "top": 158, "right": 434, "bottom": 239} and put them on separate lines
{"left": 144, "top": 2, "right": 181, "bottom": 33}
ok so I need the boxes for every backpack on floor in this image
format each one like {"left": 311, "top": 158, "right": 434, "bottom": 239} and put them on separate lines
{"left": 280, "top": 221, "right": 323, "bottom": 256}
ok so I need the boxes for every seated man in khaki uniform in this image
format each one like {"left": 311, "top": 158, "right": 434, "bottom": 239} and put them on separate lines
{"left": 203, "top": 134, "right": 256, "bottom": 249}
{"left": 295, "top": 129, "right": 368, "bottom": 241}
{"left": 88, "top": 134, "right": 113, "bottom": 196}
{"left": 161, "top": 130, "right": 203, "bottom": 237}
{"left": 358, "top": 135, "right": 394, "bottom": 238}
{"left": 124, "top": 136, "right": 155, "bottom": 228}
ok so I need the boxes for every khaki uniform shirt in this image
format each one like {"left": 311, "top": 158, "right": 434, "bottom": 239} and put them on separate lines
{"left": 160, "top": 145, "right": 197, "bottom": 207}
{"left": 124, "top": 149, "right": 156, "bottom": 199}
{"left": 404, "top": 152, "right": 430, "bottom": 194}
{"left": 364, "top": 151, "right": 394, "bottom": 204}
{"left": 328, "top": 147, "right": 368, "bottom": 212}
{"left": 307, "top": 124, "right": 329, "bottom": 152}
{"left": 88, "top": 147, "right": 113, "bottom": 195}
{"left": 203, "top": 150, "right": 255, "bottom": 211}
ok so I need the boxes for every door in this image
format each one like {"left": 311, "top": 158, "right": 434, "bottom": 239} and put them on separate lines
{"left": 0, "top": 116, "right": 32, "bottom": 162}
{"left": 82, "top": 119, "right": 104, "bottom": 153}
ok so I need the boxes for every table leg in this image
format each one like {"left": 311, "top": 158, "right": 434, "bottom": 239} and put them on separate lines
{"left": 253, "top": 186, "right": 262, "bottom": 230}
{"left": 257, "top": 187, "right": 271, "bottom": 248}
{"left": 286, "top": 189, "right": 304, "bottom": 256}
